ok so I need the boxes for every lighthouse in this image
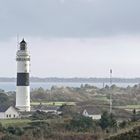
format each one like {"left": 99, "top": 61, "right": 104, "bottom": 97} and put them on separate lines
{"left": 16, "top": 39, "right": 30, "bottom": 112}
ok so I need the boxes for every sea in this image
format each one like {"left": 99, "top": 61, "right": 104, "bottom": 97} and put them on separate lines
{"left": 0, "top": 82, "right": 139, "bottom": 92}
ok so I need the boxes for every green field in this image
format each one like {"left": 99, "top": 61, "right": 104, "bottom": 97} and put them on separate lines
{"left": 95, "top": 96, "right": 109, "bottom": 102}
{"left": 0, "top": 119, "right": 31, "bottom": 127}
{"left": 0, "top": 119, "right": 52, "bottom": 127}
{"left": 117, "top": 105, "right": 140, "bottom": 110}
{"left": 31, "top": 101, "right": 76, "bottom": 106}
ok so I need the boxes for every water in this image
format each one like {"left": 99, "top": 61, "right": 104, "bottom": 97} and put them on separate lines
{"left": 0, "top": 82, "right": 138, "bottom": 92}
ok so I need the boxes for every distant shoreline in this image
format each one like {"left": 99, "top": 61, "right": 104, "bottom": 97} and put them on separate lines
{"left": 0, "top": 77, "right": 140, "bottom": 83}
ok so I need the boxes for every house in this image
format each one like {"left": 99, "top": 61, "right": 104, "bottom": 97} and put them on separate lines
{"left": 35, "top": 105, "right": 61, "bottom": 114}
{"left": 82, "top": 107, "right": 101, "bottom": 120}
{"left": 0, "top": 106, "right": 20, "bottom": 119}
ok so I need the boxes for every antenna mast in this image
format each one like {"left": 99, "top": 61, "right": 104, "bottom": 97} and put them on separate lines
{"left": 110, "top": 69, "right": 112, "bottom": 114}
{"left": 17, "top": 34, "right": 19, "bottom": 50}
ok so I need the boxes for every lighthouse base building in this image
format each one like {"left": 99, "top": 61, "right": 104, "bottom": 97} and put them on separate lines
{"left": 16, "top": 39, "right": 30, "bottom": 112}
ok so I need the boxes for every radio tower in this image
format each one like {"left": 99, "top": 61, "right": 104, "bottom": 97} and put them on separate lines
{"left": 110, "top": 69, "right": 112, "bottom": 114}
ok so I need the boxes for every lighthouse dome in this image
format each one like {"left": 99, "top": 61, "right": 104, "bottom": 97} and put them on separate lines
{"left": 20, "top": 39, "right": 27, "bottom": 51}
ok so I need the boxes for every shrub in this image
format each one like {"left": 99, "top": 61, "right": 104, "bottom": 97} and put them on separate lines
{"left": 31, "top": 110, "right": 58, "bottom": 120}
{"left": 99, "top": 112, "right": 117, "bottom": 130}
{"left": 6, "top": 126, "right": 24, "bottom": 136}
{"left": 1, "top": 134, "right": 19, "bottom": 140}
{"left": 119, "top": 121, "right": 127, "bottom": 129}
{"left": 0, "top": 123, "right": 3, "bottom": 132}
{"left": 66, "top": 116, "right": 95, "bottom": 132}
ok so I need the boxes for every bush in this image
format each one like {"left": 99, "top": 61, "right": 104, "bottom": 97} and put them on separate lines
{"left": 99, "top": 112, "right": 117, "bottom": 130}
{"left": 31, "top": 110, "right": 58, "bottom": 120}
{"left": 119, "top": 121, "right": 127, "bottom": 129}
{"left": 31, "top": 110, "right": 49, "bottom": 120}
{"left": 1, "top": 134, "right": 20, "bottom": 140}
{"left": 6, "top": 126, "right": 24, "bottom": 136}
{"left": 29, "top": 121, "right": 49, "bottom": 128}
{"left": 66, "top": 116, "right": 95, "bottom": 132}
{"left": 0, "top": 123, "right": 3, "bottom": 132}
{"left": 59, "top": 104, "right": 79, "bottom": 117}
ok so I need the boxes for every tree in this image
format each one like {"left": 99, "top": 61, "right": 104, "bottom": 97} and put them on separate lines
{"left": 0, "top": 93, "right": 11, "bottom": 107}
{"left": 110, "top": 113, "right": 117, "bottom": 128}
{"left": 100, "top": 111, "right": 110, "bottom": 130}
{"left": 99, "top": 111, "right": 117, "bottom": 130}
{"left": 67, "top": 116, "right": 94, "bottom": 132}
{"left": 6, "top": 126, "right": 24, "bottom": 136}
{"left": 119, "top": 121, "right": 127, "bottom": 129}
{"left": 110, "top": 84, "right": 117, "bottom": 90}
{"left": 60, "top": 104, "right": 79, "bottom": 117}
{"left": 131, "top": 109, "right": 137, "bottom": 122}
{"left": 105, "top": 85, "right": 109, "bottom": 90}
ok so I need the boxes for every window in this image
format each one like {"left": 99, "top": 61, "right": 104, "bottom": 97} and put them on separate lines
{"left": 9, "top": 114, "right": 11, "bottom": 118}
{"left": 6, "top": 115, "right": 8, "bottom": 118}
{"left": 13, "top": 115, "right": 16, "bottom": 118}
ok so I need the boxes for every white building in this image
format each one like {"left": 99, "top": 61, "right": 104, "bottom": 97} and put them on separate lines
{"left": 82, "top": 108, "right": 101, "bottom": 120}
{"left": 0, "top": 106, "right": 20, "bottom": 119}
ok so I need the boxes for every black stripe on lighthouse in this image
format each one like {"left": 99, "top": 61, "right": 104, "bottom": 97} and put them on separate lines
{"left": 17, "top": 73, "right": 29, "bottom": 86}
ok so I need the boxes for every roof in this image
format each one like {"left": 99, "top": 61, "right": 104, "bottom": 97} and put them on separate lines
{"left": 0, "top": 106, "right": 20, "bottom": 113}
{"left": 0, "top": 106, "right": 9, "bottom": 112}
{"left": 20, "top": 39, "right": 26, "bottom": 44}
{"left": 35, "top": 105, "right": 60, "bottom": 111}
{"left": 82, "top": 106, "right": 101, "bottom": 115}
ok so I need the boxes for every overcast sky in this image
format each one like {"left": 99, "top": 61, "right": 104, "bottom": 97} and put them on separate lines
{"left": 0, "top": 0, "right": 140, "bottom": 77}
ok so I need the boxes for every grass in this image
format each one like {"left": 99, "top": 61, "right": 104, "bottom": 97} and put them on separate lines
{"left": 125, "top": 105, "right": 140, "bottom": 109}
{"left": 31, "top": 101, "right": 76, "bottom": 106}
{"left": 0, "top": 119, "right": 31, "bottom": 127}
{"left": 0, "top": 119, "right": 52, "bottom": 127}
{"left": 117, "top": 105, "right": 140, "bottom": 109}
{"left": 95, "top": 96, "right": 109, "bottom": 102}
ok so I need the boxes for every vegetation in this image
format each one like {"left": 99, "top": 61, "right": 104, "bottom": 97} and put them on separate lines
{"left": 106, "top": 124, "right": 140, "bottom": 140}
{"left": 99, "top": 112, "right": 117, "bottom": 130}
{"left": 3, "top": 83, "right": 140, "bottom": 110}
{"left": 0, "top": 93, "right": 15, "bottom": 108}
{"left": 29, "top": 84, "right": 140, "bottom": 107}
{"left": 0, "top": 110, "right": 118, "bottom": 140}
{"left": 0, "top": 110, "right": 139, "bottom": 140}
{"left": 31, "top": 101, "right": 76, "bottom": 106}
{"left": 66, "top": 116, "right": 95, "bottom": 132}
{"left": 0, "top": 119, "right": 31, "bottom": 127}
{"left": 31, "top": 110, "right": 59, "bottom": 120}
{"left": 1, "top": 84, "right": 140, "bottom": 139}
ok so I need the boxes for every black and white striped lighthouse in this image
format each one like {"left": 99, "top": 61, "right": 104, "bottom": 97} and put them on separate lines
{"left": 16, "top": 39, "right": 30, "bottom": 112}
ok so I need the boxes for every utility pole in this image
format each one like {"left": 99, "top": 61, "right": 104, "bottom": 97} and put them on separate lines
{"left": 110, "top": 69, "right": 112, "bottom": 114}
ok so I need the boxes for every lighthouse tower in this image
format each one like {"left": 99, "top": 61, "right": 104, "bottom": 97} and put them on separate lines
{"left": 16, "top": 39, "right": 30, "bottom": 112}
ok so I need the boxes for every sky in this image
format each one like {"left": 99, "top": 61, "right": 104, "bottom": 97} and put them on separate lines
{"left": 0, "top": 0, "right": 140, "bottom": 78}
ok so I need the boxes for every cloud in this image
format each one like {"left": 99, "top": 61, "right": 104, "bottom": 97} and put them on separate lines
{"left": 60, "top": 0, "right": 65, "bottom": 4}
{"left": 0, "top": 0, "right": 140, "bottom": 39}
{"left": 0, "top": 0, "right": 140, "bottom": 77}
